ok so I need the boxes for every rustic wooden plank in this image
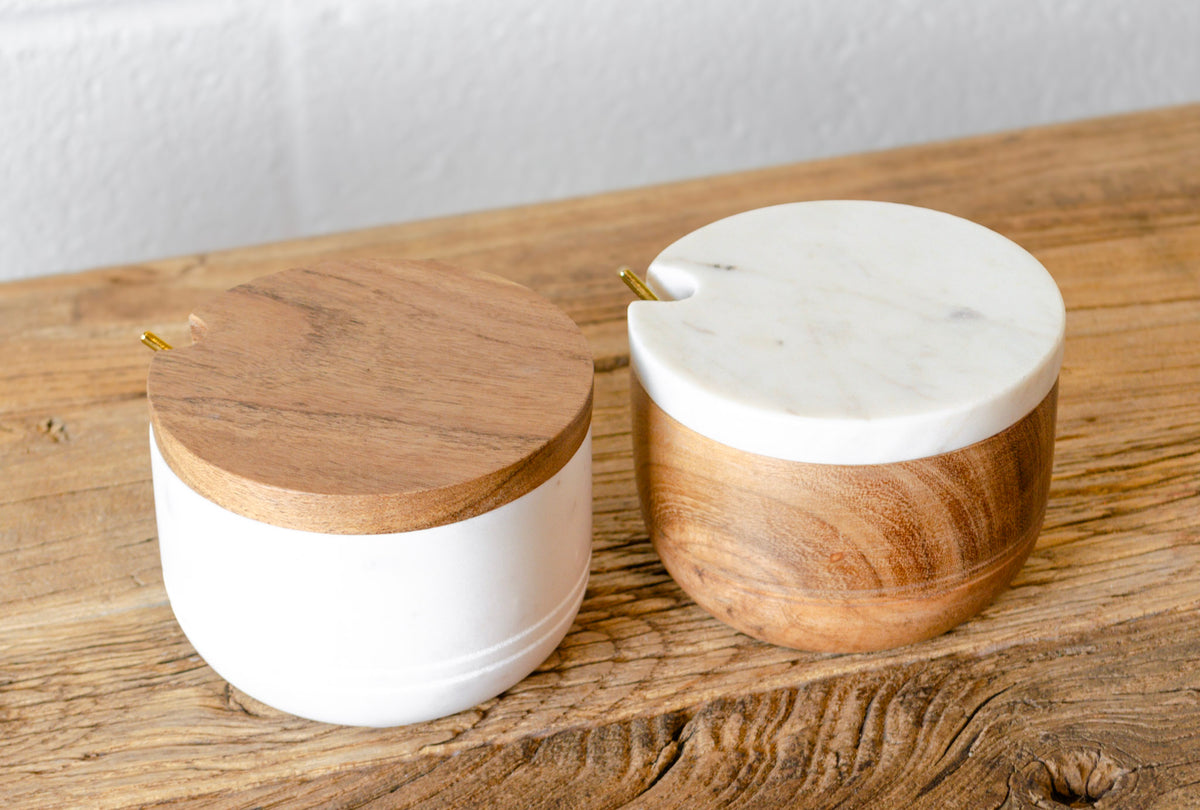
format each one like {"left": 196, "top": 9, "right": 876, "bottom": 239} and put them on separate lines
{"left": 2, "top": 104, "right": 1200, "bottom": 807}
{"left": 11, "top": 608, "right": 1193, "bottom": 808}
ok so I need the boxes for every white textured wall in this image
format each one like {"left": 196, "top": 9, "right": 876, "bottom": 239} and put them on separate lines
{"left": 1, "top": 0, "right": 1198, "bottom": 282}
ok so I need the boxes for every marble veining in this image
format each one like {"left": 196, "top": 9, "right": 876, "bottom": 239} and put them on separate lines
{"left": 627, "top": 201, "right": 1065, "bottom": 464}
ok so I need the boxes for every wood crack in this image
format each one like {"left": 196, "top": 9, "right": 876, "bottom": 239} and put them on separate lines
{"left": 638, "top": 711, "right": 695, "bottom": 797}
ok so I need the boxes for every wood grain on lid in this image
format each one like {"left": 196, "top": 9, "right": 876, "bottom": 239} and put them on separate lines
{"left": 147, "top": 258, "right": 593, "bottom": 534}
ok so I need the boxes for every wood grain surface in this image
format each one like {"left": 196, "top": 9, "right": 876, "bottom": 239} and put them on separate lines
{"left": 633, "top": 378, "right": 1057, "bottom": 653}
{"left": 2, "top": 104, "right": 1200, "bottom": 808}
{"left": 147, "top": 258, "right": 593, "bottom": 533}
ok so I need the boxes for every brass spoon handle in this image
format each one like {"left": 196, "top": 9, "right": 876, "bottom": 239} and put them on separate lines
{"left": 140, "top": 331, "right": 173, "bottom": 351}
{"left": 618, "top": 267, "right": 659, "bottom": 301}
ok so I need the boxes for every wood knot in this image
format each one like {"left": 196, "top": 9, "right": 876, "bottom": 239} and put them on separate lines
{"left": 37, "top": 417, "right": 69, "bottom": 442}
{"left": 1014, "top": 748, "right": 1141, "bottom": 808}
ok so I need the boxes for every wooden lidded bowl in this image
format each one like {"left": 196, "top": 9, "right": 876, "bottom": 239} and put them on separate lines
{"left": 628, "top": 201, "right": 1065, "bottom": 652}
{"left": 146, "top": 258, "right": 594, "bottom": 726}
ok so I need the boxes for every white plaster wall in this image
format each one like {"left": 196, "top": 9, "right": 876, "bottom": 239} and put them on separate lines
{"left": 1, "top": 0, "right": 1198, "bottom": 282}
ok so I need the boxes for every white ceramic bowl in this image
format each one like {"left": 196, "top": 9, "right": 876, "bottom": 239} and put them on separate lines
{"left": 151, "top": 428, "right": 591, "bottom": 727}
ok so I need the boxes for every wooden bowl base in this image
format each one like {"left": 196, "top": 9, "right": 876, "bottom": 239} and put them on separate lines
{"left": 632, "top": 377, "right": 1057, "bottom": 652}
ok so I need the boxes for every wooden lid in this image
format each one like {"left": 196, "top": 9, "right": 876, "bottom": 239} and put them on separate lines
{"left": 147, "top": 258, "right": 593, "bottom": 534}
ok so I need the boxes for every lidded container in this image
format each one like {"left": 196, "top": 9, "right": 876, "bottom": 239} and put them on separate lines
{"left": 628, "top": 201, "right": 1065, "bottom": 652}
{"left": 147, "top": 258, "right": 594, "bottom": 726}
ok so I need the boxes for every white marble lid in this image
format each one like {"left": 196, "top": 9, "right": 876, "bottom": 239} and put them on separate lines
{"left": 627, "top": 201, "right": 1065, "bottom": 464}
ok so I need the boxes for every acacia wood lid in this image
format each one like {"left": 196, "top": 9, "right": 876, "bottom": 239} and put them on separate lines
{"left": 147, "top": 258, "right": 593, "bottom": 534}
